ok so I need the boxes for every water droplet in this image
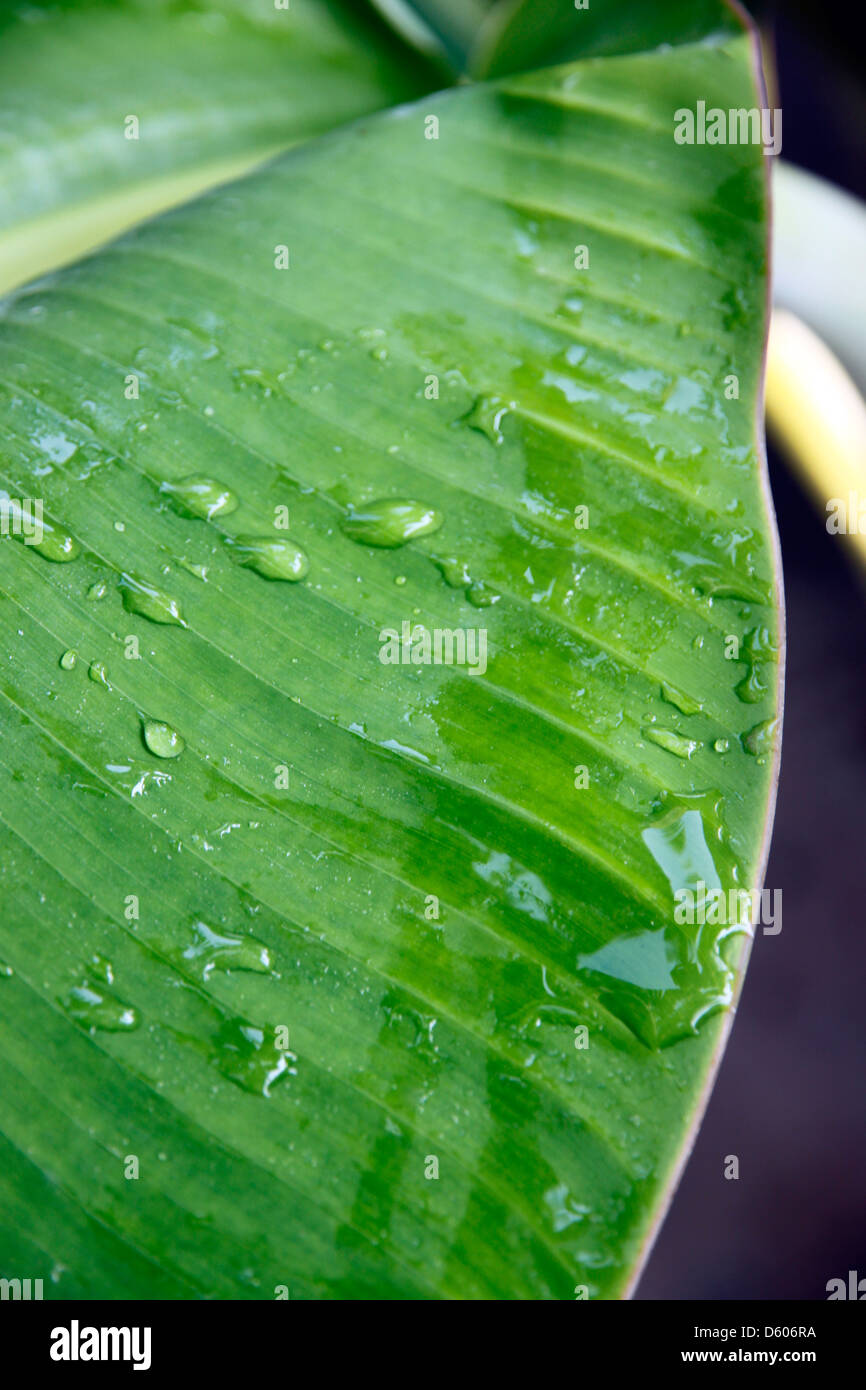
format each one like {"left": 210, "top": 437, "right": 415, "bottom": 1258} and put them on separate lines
{"left": 88, "top": 661, "right": 111, "bottom": 689}
{"left": 462, "top": 393, "right": 513, "bottom": 445}
{"left": 341, "top": 499, "right": 442, "bottom": 549}
{"left": 660, "top": 682, "right": 702, "bottom": 716}
{"left": 160, "top": 475, "right": 239, "bottom": 521}
{"left": 543, "top": 1183, "right": 589, "bottom": 1232}
{"left": 63, "top": 982, "right": 139, "bottom": 1032}
{"left": 644, "top": 728, "right": 699, "bottom": 759}
{"left": 229, "top": 535, "right": 309, "bottom": 581}
{"left": 713, "top": 737, "right": 730, "bottom": 753}
{"left": 7, "top": 508, "right": 81, "bottom": 562}
{"left": 466, "top": 581, "right": 501, "bottom": 608}
{"left": 120, "top": 573, "right": 186, "bottom": 626}
{"left": 579, "top": 930, "right": 677, "bottom": 992}
{"left": 215, "top": 1019, "right": 295, "bottom": 1097}
{"left": 178, "top": 557, "right": 208, "bottom": 581}
{"left": 434, "top": 557, "right": 472, "bottom": 589}
{"left": 743, "top": 718, "right": 777, "bottom": 762}
{"left": 59, "top": 649, "right": 77, "bottom": 670}
{"left": 394, "top": 574, "right": 407, "bottom": 586}
{"left": 181, "top": 921, "right": 272, "bottom": 979}
{"left": 692, "top": 570, "right": 770, "bottom": 604}
{"left": 142, "top": 719, "right": 185, "bottom": 759}
{"left": 735, "top": 625, "right": 778, "bottom": 704}
{"left": 86, "top": 579, "right": 107, "bottom": 601}
{"left": 576, "top": 804, "right": 743, "bottom": 1048}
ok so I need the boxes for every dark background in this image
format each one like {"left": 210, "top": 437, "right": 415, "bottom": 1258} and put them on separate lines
{"left": 639, "top": 3, "right": 866, "bottom": 1299}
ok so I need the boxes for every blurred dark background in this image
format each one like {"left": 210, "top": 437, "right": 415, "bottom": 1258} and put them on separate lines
{"left": 639, "top": 2, "right": 866, "bottom": 1300}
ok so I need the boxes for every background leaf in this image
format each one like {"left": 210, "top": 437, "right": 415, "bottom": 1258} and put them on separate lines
{"left": 473, "top": 0, "right": 743, "bottom": 78}
{"left": 0, "top": 26, "right": 780, "bottom": 1298}
{"left": 0, "top": 0, "right": 438, "bottom": 294}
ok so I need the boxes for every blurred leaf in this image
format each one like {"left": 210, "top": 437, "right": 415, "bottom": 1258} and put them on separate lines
{"left": 474, "top": 0, "right": 743, "bottom": 77}
{"left": 0, "top": 0, "right": 437, "bottom": 292}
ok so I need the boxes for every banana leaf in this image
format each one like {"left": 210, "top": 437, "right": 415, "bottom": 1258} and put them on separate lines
{"left": 0, "top": 8, "right": 781, "bottom": 1299}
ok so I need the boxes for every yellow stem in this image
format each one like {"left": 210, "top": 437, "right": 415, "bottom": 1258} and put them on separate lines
{"left": 766, "top": 309, "right": 866, "bottom": 565}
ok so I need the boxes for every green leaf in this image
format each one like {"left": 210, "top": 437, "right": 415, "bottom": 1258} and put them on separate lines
{"left": 367, "top": 0, "right": 497, "bottom": 70}
{"left": 0, "top": 30, "right": 780, "bottom": 1298}
{"left": 0, "top": 0, "right": 438, "bottom": 294}
{"left": 474, "top": 0, "right": 743, "bottom": 78}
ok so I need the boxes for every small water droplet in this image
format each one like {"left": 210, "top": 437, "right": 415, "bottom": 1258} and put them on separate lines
{"left": 178, "top": 557, "right": 208, "bottom": 581}
{"left": 435, "top": 557, "right": 472, "bottom": 589}
{"left": 466, "top": 581, "right": 501, "bottom": 608}
{"left": 86, "top": 579, "right": 107, "bottom": 601}
{"left": 341, "top": 499, "right": 442, "bottom": 549}
{"left": 59, "top": 649, "right": 77, "bottom": 670}
{"left": 142, "top": 719, "right": 185, "bottom": 759}
{"left": 713, "top": 737, "right": 730, "bottom": 753}
{"left": 660, "top": 682, "right": 702, "bottom": 716}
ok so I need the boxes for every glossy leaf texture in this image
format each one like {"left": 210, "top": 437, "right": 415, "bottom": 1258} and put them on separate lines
{"left": 0, "top": 31, "right": 781, "bottom": 1298}
{"left": 0, "top": 0, "right": 437, "bottom": 294}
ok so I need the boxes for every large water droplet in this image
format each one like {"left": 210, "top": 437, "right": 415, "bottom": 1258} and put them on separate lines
{"left": 341, "top": 499, "right": 442, "bottom": 549}
{"left": 229, "top": 535, "right": 309, "bottom": 581}
{"left": 160, "top": 475, "right": 239, "bottom": 521}
{"left": 63, "top": 982, "right": 139, "bottom": 1032}
{"left": 142, "top": 719, "right": 185, "bottom": 759}
{"left": 1, "top": 494, "right": 80, "bottom": 561}
{"left": 644, "top": 727, "right": 699, "bottom": 759}
{"left": 578, "top": 930, "right": 678, "bottom": 992}
{"left": 743, "top": 717, "right": 777, "bottom": 762}
{"left": 462, "top": 393, "right": 513, "bottom": 445}
{"left": 576, "top": 805, "right": 743, "bottom": 1048}
{"left": 31, "top": 523, "right": 80, "bottom": 563}
{"left": 735, "top": 626, "right": 778, "bottom": 704}
{"left": 88, "top": 661, "right": 111, "bottom": 689}
{"left": 215, "top": 1019, "right": 296, "bottom": 1096}
{"left": 120, "top": 574, "right": 186, "bottom": 626}
{"left": 642, "top": 807, "right": 722, "bottom": 895}
{"left": 181, "top": 921, "right": 272, "bottom": 979}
